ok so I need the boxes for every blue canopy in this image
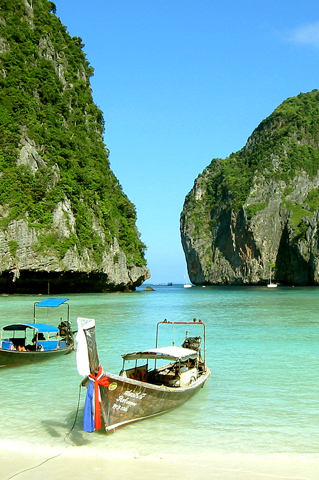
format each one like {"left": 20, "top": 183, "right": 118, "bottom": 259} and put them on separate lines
{"left": 2, "top": 323, "right": 59, "bottom": 333}
{"left": 35, "top": 298, "right": 68, "bottom": 308}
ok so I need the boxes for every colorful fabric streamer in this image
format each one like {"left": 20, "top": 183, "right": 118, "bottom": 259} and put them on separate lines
{"left": 89, "top": 365, "right": 110, "bottom": 430}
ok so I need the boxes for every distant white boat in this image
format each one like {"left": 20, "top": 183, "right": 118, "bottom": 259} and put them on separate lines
{"left": 183, "top": 271, "right": 193, "bottom": 288}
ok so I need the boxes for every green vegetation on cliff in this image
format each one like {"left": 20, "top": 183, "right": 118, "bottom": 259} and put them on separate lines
{"left": 184, "top": 90, "right": 319, "bottom": 236}
{"left": 214, "top": 90, "right": 319, "bottom": 210}
{"left": 0, "top": 0, "right": 146, "bottom": 266}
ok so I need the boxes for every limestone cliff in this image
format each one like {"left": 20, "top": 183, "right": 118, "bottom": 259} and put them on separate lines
{"left": 181, "top": 90, "right": 319, "bottom": 286}
{"left": 0, "top": 0, "right": 150, "bottom": 293}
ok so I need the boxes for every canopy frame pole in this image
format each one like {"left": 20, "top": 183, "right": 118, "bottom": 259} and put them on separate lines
{"left": 156, "top": 319, "right": 207, "bottom": 370}
{"left": 33, "top": 300, "right": 70, "bottom": 324}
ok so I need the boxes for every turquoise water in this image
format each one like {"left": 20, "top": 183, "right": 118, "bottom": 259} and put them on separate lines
{"left": 0, "top": 285, "right": 318, "bottom": 461}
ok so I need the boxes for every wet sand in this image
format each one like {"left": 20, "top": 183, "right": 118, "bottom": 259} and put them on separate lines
{"left": 2, "top": 450, "right": 319, "bottom": 480}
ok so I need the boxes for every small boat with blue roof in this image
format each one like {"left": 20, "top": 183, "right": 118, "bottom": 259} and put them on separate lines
{"left": 0, "top": 298, "right": 75, "bottom": 368}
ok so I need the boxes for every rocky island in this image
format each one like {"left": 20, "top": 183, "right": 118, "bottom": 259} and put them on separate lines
{"left": 181, "top": 90, "right": 319, "bottom": 286}
{"left": 0, "top": 0, "right": 150, "bottom": 293}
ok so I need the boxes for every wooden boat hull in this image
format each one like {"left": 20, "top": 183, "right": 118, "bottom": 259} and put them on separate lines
{"left": 0, "top": 345, "right": 74, "bottom": 368}
{"left": 97, "top": 367, "right": 211, "bottom": 432}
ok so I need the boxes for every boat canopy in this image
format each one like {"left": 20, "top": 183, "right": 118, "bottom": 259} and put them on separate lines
{"left": 2, "top": 323, "right": 59, "bottom": 333}
{"left": 35, "top": 298, "right": 68, "bottom": 308}
{"left": 122, "top": 346, "right": 198, "bottom": 362}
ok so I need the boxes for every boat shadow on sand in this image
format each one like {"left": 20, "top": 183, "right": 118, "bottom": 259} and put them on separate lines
{"left": 41, "top": 415, "right": 91, "bottom": 447}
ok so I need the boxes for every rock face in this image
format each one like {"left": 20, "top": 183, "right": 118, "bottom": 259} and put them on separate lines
{"left": 181, "top": 90, "right": 319, "bottom": 286}
{"left": 0, "top": 216, "right": 149, "bottom": 293}
{"left": 0, "top": 0, "right": 150, "bottom": 293}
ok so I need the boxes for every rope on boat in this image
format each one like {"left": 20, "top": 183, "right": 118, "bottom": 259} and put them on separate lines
{"left": 63, "top": 384, "right": 82, "bottom": 445}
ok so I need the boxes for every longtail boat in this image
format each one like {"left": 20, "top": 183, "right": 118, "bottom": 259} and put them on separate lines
{"left": 0, "top": 298, "right": 75, "bottom": 368}
{"left": 76, "top": 317, "right": 211, "bottom": 433}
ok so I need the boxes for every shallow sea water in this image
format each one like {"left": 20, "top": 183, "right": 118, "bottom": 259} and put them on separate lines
{"left": 0, "top": 285, "right": 318, "bottom": 464}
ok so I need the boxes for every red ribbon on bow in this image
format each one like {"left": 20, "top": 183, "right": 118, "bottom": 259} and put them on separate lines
{"left": 89, "top": 365, "right": 110, "bottom": 430}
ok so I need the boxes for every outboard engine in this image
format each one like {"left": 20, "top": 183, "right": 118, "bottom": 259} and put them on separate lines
{"left": 58, "top": 320, "right": 74, "bottom": 344}
{"left": 182, "top": 336, "right": 201, "bottom": 351}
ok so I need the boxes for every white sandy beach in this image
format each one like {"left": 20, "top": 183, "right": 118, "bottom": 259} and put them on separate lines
{"left": 2, "top": 450, "right": 319, "bottom": 480}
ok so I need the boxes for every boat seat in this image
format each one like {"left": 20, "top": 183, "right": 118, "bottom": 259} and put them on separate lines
{"left": 157, "top": 371, "right": 179, "bottom": 386}
{"left": 1, "top": 340, "right": 13, "bottom": 350}
{"left": 38, "top": 340, "right": 58, "bottom": 351}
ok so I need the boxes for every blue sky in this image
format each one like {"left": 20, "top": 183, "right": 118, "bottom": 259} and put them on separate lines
{"left": 54, "top": 0, "right": 319, "bottom": 284}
